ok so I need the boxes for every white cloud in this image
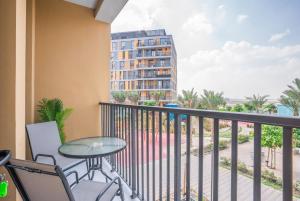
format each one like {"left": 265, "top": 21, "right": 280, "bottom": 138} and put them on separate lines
{"left": 178, "top": 41, "right": 300, "bottom": 98}
{"left": 182, "top": 14, "right": 213, "bottom": 36}
{"left": 237, "top": 14, "right": 248, "bottom": 24}
{"left": 218, "top": 5, "right": 225, "bottom": 10}
{"left": 269, "top": 29, "right": 291, "bottom": 43}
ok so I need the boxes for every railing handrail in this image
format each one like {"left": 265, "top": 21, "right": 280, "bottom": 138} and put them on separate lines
{"left": 99, "top": 102, "right": 300, "bottom": 128}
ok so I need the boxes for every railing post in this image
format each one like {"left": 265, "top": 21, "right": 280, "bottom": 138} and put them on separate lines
{"left": 253, "top": 123, "right": 261, "bottom": 201}
{"left": 231, "top": 121, "right": 238, "bottom": 201}
{"left": 283, "top": 127, "right": 293, "bottom": 201}
{"left": 174, "top": 113, "right": 182, "bottom": 201}
{"left": 131, "top": 108, "right": 137, "bottom": 198}
{"left": 212, "top": 119, "right": 219, "bottom": 201}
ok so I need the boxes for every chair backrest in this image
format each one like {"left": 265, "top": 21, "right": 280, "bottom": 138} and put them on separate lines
{"left": 5, "top": 158, "right": 75, "bottom": 201}
{"left": 26, "top": 121, "right": 62, "bottom": 158}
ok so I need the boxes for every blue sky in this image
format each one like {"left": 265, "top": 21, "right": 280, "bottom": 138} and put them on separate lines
{"left": 112, "top": 0, "right": 300, "bottom": 99}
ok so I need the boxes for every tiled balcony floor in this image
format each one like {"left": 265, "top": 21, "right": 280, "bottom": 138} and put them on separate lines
{"left": 66, "top": 159, "right": 138, "bottom": 201}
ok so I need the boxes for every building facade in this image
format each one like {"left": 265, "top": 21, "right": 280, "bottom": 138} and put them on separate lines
{"left": 110, "top": 29, "right": 177, "bottom": 104}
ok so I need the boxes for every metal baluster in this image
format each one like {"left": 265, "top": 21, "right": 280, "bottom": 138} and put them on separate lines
{"left": 231, "top": 121, "right": 238, "bottom": 201}
{"left": 131, "top": 108, "right": 137, "bottom": 198}
{"left": 125, "top": 107, "right": 128, "bottom": 182}
{"left": 159, "top": 111, "right": 163, "bottom": 201}
{"left": 152, "top": 110, "right": 156, "bottom": 201}
{"left": 137, "top": 109, "right": 140, "bottom": 197}
{"left": 186, "top": 115, "right": 191, "bottom": 201}
{"left": 141, "top": 109, "right": 145, "bottom": 200}
{"left": 122, "top": 107, "right": 125, "bottom": 179}
{"left": 253, "top": 123, "right": 261, "bottom": 201}
{"left": 167, "top": 113, "right": 170, "bottom": 201}
{"left": 129, "top": 108, "right": 132, "bottom": 185}
{"left": 146, "top": 110, "right": 150, "bottom": 201}
{"left": 282, "top": 127, "right": 293, "bottom": 201}
{"left": 174, "top": 113, "right": 182, "bottom": 201}
{"left": 198, "top": 117, "right": 204, "bottom": 201}
{"left": 212, "top": 119, "right": 219, "bottom": 201}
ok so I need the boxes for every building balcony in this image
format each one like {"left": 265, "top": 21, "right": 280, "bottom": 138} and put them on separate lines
{"left": 136, "top": 52, "right": 172, "bottom": 59}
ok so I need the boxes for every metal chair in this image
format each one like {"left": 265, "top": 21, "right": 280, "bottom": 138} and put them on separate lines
{"left": 26, "top": 121, "right": 87, "bottom": 177}
{"left": 0, "top": 150, "right": 124, "bottom": 201}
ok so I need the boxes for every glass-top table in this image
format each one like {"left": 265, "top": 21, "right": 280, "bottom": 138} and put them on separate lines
{"left": 59, "top": 136, "right": 126, "bottom": 159}
{"left": 59, "top": 136, "right": 126, "bottom": 180}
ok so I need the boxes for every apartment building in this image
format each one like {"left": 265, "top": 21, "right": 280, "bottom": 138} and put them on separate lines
{"left": 110, "top": 29, "right": 177, "bottom": 104}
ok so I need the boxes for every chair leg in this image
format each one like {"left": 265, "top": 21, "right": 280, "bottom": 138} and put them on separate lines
{"left": 118, "top": 178, "right": 125, "bottom": 201}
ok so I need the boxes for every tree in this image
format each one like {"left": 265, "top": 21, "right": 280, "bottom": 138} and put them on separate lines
{"left": 198, "top": 90, "right": 226, "bottom": 110}
{"left": 177, "top": 88, "right": 198, "bottom": 108}
{"left": 261, "top": 125, "right": 283, "bottom": 169}
{"left": 37, "top": 98, "right": 73, "bottom": 143}
{"left": 150, "top": 91, "right": 165, "bottom": 106}
{"left": 280, "top": 78, "right": 300, "bottom": 116}
{"left": 112, "top": 92, "right": 127, "bottom": 103}
{"left": 264, "top": 103, "right": 277, "bottom": 114}
{"left": 127, "top": 92, "right": 139, "bottom": 105}
{"left": 232, "top": 104, "right": 244, "bottom": 112}
{"left": 243, "top": 102, "right": 255, "bottom": 112}
{"left": 246, "top": 94, "right": 269, "bottom": 113}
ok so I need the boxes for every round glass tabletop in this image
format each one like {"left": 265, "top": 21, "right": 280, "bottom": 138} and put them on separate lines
{"left": 58, "top": 137, "right": 126, "bottom": 158}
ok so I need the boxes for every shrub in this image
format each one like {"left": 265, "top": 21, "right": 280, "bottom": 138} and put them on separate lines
{"left": 219, "top": 120, "right": 230, "bottom": 129}
{"left": 238, "top": 161, "right": 252, "bottom": 175}
{"left": 37, "top": 98, "right": 73, "bottom": 143}
{"left": 219, "top": 140, "right": 229, "bottom": 150}
{"left": 295, "top": 181, "right": 300, "bottom": 192}
{"left": 143, "top": 100, "right": 157, "bottom": 106}
{"left": 262, "top": 170, "right": 278, "bottom": 183}
{"left": 238, "top": 134, "right": 250, "bottom": 144}
{"left": 203, "top": 140, "right": 229, "bottom": 153}
{"left": 112, "top": 92, "right": 127, "bottom": 103}
{"left": 220, "top": 157, "right": 231, "bottom": 166}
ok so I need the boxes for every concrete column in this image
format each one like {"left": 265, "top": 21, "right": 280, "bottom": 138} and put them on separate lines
{"left": 0, "top": 0, "right": 26, "bottom": 200}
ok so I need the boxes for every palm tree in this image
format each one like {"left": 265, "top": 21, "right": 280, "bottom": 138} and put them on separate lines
{"left": 246, "top": 94, "right": 269, "bottom": 113}
{"left": 112, "top": 92, "right": 126, "bottom": 103}
{"left": 127, "top": 92, "right": 139, "bottom": 105}
{"left": 150, "top": 91, "right": 165, "bottom": 106}
{"left": 177, "top": 88, "right": 198, "bottom": 108}
{"left": 264, "top": 103, "right": 277, "bottom": 114}
{"left": 198, "top": 90, "right": 226, "bottom": 110}
{"left": 280, "top": 78, "right": 300, "bottom": 116}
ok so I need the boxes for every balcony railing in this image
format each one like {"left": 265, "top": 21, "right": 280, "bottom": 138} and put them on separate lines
{"left": 99, "top": 102, "right": 299, "bottom": 201}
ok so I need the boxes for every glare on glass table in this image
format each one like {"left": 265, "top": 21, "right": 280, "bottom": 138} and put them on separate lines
{"left": 58, "top": 137, "right": 126, "bottom": 159}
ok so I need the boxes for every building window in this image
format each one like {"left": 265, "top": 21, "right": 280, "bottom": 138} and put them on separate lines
{"left": 128, "top": 51, "right": 133, "bottom": 59}
{"left": 111, "top": 52, "right": 118, "bottom": 60}
{"left": 122, "top": 51, "right": 126, "bottom": 59}
{"left": 112, "top": 42, "right": 118, "bottom": 51}
{"left": 149, "top": 39, "right": 155, "bottom": 46}
{"left": 120, "top": 61, "right": 125, "bottom": 69}
{"left": 160, "top": 38, "right": 170, "bottom": 45}
{"left": 121, "top": 41, "right": 126, "bottom": 50}
{"left": 130, "top": 60, "right": 134, "bottom": 69}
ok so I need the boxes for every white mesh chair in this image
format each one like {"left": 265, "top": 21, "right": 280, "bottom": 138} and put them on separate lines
{"left": 26, "top": 121, "right": 87, "bottom": 178}
{"left": 0, "top": 150, "right": 124, "bottom": 201}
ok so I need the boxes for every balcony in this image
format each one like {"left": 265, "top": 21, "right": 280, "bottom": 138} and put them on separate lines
{"left": 99, "top": 102, "right": 299, "bottom": 201}
{"left": 137, "top": 52, "right": 172, "bottom": 59}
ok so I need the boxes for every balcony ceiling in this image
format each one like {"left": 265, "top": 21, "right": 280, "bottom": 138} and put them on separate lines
{"left": 65, "top": 0, "right": 128, "bottom": 23}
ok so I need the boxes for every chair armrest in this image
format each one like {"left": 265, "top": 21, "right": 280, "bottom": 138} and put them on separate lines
{"left": 95, "top": 177, "right": 122, "bottom": 201}
{"left": 34, "top": 154, "right": 56, "bottom": 165}
{"left": 65, "top": 170, "right": 79, "bottom": 187}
